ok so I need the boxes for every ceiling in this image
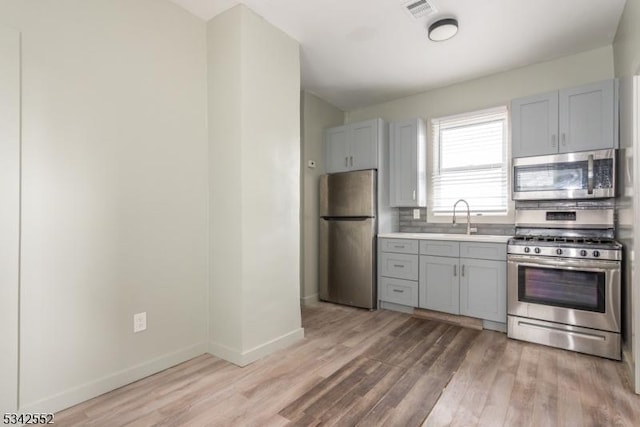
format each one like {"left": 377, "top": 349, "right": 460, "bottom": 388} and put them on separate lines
{"left": 169, "top": 0, "right": 627, "bottom": 111}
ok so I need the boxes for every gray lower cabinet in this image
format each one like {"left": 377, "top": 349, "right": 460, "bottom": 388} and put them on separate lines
{"left": 419, "top": 255, "right": 459, "bottom": 315}
{"left": 379, "top": 277, "right": 419, "bottom": 306}
{"left": 379, "top": 237, "right": 507, "bottom": 325}
{"left": 378, "top": 238, "right": 419, "bottom": 307}
{"left": 459, "top": 258, "right": 507, "bottom": 323}
{"left": 380, "top": 252, "right": 419, "bottom": 281}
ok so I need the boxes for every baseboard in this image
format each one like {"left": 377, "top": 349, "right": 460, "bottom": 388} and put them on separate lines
{"left": 380, "top": 301, "right": 415, "bottom": 314}
{"left": 209, "top": 327, "right": 305, "bottom": 367}
{"left": 20, "top": 341, "right": 208, "bottom": 415}
{"left": 413, "top": 308, "right": 483, "bottom": 331}
{"left": 300, "top": 293, "right": 319, "bottom": 305}
{"left": 483, "top": 320, "right": 507, "bottom": 333}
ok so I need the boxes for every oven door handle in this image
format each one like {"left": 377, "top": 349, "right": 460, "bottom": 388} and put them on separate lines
{"left": 587, "top": 154, "right": 594, "bottom": 195}
{"left": 508, "top": 256, "right": 619, "bottom": 273}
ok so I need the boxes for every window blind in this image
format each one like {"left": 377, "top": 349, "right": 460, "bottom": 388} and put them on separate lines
{"left": 431, "top": 106, "right": 508, "bottom": 215}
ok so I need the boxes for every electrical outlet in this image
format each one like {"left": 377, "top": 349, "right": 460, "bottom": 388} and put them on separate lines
{"left": 413, "top": 209, "right": 421, "bottom": 219}
{"left": 133, "top": 312, "right": 147, "bottom": 333}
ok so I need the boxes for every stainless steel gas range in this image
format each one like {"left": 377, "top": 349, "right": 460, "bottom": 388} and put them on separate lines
{"left": 507, "top": 205, "right": 622, "bottom": 360}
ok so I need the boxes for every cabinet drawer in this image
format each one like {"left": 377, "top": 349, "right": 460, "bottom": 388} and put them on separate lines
{"left": 379, "top": 238, "right": 419, "bottom": 254}
{"left": 420, "top": 240, "right": 459, "bottom": 257}
{"left": 379, "top": 277, "right": 418, "bottom": 307}
{"left": 459, "top": 242, "right": 506, "bottom": 261}
{"left": 380, "top": 253, "right": 419, "bottom": 280}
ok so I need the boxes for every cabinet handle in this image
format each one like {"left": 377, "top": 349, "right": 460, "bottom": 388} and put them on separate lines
{"left": 393, "top": 264, "right": 404, "bottom": 268}
{"left": 350, "top": 156, "right": 353, "bottom": 166}
{"left": 392, "top": 289, "right": 405, "bottom": 293}
{"left": 393, "top": 245, "right": 405, "bottom": 249}
{"left": 561, "top": 133, "right": 566, "bottom": 146}
{"left": 587, "top": 154, "right": 594, "bottom": 194}
{"left": 412, "top": 190, "right": 416, "bottom": 201}
{"left": 453, "top": 265, "right": 457, "bottom": 277}
{"left": 551, "top": 134, "right": 557, "bottom": 148}
{"left": 345, "top": 157, "right": 348, "bottom": 167}
{"left": 462, "top": 264, "right": 465, "bottom": 277}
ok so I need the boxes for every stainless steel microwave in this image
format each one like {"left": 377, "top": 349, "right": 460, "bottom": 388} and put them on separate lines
{"left": 512, "top": 149, "right": 616, "bottom": 201}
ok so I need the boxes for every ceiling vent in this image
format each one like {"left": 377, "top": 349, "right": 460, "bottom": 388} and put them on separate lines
{"left": 402, "top": 0, "right": 436, "bottom": 20}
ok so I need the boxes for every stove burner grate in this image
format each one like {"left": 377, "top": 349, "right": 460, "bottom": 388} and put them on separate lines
{"left": 510, "top": 236, "right": 616, "bottom": 245}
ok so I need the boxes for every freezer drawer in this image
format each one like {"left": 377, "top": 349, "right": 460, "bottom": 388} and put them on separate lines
{"left": 319, "top": 217, "right": 376, "bottom": 309}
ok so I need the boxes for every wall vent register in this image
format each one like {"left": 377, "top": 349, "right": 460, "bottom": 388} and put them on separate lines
{"left": 402, "top": 0, "right": 435, "bottom": 19}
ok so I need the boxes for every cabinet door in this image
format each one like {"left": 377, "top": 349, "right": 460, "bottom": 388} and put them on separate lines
{"left": 350, "top": 119, "right": 378, "bottom": 170}
{"left": 559, "top": 79, "right": 616, "bottom": 153}
{"left": 459, "top": 258, "right": 506, "bottom": 323}
{"left": 325, "top": 125, "right": 349, "bottom": 173}
{"left": 390, "top": 119, "right": 426, "bottom": 207}
{"left": 419, "top": 256, "right": 459, "bottom": 315}
{"left": 511, "top": 91, "right": 559, "bottom": 158}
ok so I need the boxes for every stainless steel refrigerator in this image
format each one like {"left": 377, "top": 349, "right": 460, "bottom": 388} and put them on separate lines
{"left": 319, "top": 169, "right": 377, "bottom": 309}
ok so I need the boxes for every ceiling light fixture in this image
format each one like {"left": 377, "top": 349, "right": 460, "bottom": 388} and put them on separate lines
{"left": 428, "top": 18, "right": 458, "bottom": 42}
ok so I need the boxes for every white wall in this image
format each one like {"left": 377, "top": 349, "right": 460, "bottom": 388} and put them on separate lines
{"left": 207, "top": 5, "right": 303, "bottom": 366}
{"left": 300, "top": 92, "right": 344, "bottom": 304}
{"left": 0, "top": 0, "right": 209, "bottom": 413}
{"left": 613, "top": 0, "right": 640, "bottom": 394}
{"left": 347, "top": 46, "right": 614, "bottom": 123}
{"left": 207, "top": 4, "right": 244, "bottom": 358}
{"left": 0, "top": 25, "right": 20, "bottom": 415}
{"left": 614, "top": 0, "right": 640, "bottom": 78}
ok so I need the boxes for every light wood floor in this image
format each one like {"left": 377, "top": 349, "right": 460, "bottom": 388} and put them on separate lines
{"left": 55, "top": 303, "right": 640, "bottom": 426}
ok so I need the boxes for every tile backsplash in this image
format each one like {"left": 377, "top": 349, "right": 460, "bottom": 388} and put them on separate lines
{"left": 398, "top": 208, "right": 515, "bottom": 235}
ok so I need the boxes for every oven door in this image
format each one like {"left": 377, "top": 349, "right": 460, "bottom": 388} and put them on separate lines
{"left": 512, "top": 149, "right": 615, "bottom": 200}
{"left": 507, "top": 255, "right": 620, "bottom": 332}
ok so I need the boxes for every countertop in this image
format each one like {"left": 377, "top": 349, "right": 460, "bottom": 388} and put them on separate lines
{"left": 378, "top": 232, "right": 513, "bottom": 244}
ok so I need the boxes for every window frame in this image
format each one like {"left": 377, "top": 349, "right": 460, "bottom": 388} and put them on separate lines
{"left": 426, "top": 105, "right": 515, "bottom": 224}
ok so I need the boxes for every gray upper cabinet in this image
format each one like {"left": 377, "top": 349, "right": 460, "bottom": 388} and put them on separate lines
{"left": 350, "top": 120, "right": 379, "bottom": 171}
{"left": 325, "top": 125, "right": 350, "bottom": 173}
{"left": 559, "top": 80, "right": 616, "bottom": 153}
{"left": 389, "top": 118, "right": 426, "bottom": 207}
{"left": 325, "top": 119, "right": 382, "bottom": 173}
{"left": 511, "top": 79, "right": 618, "bottom": 158}
{"left": 511, "top": 91, "right": 559, "bottom": 158}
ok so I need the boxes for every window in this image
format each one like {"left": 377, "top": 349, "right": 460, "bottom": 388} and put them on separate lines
{"left": 430, "top": 106, "right": 509, "bottom": 217}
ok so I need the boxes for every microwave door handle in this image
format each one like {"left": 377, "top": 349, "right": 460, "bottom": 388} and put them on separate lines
{"left": 587, "top": 154, "right": 594, "bottom": 194}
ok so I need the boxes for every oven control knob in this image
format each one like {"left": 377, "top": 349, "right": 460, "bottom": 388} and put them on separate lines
{"left": 556, "top": 249, "right": 563, "bottom": 255}
{"left": 524, "top": 247, "right": 530, "bottom": 253}
{"left": 593, "top": 250, "right": 600, "bottom": 258}
{"left": 580, "top": 250, "right": 588, "bottom": 257}
{"left": 534, "top": 248, "right": 541, "bottom": 254}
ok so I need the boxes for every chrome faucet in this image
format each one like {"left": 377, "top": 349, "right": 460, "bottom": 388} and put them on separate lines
{"left": 452, "top": 199, "right": 473, "bottom": 235}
